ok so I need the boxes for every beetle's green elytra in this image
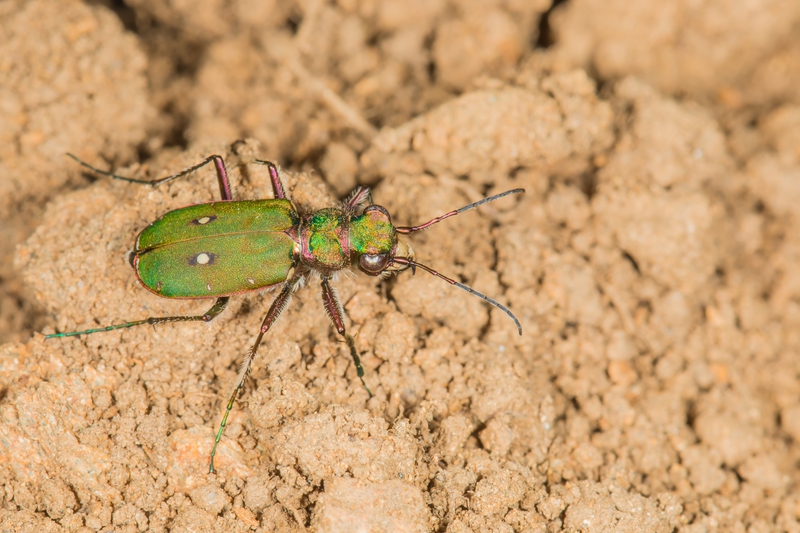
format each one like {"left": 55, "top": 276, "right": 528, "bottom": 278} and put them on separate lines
{"left": 134, "top": 200, "right": 298, "bottom": 298}
{"left": 49, "top": 150, "right": 524, "bottom": 474}
{"left": 137, "top": 199, "right": 297, "bottom": 250}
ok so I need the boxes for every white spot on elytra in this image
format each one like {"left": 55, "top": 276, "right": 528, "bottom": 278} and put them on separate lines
{"left": 196, "top": 252, "right": 211, "bottom": 265}
{"left": 206, "top": 283, "right": 212, "bottom": 291}
{"left": 197, "top": 216, "right": 212, "bottom": 224}
{"left": 247, "top": 278, "right": 255, "bottom": 284}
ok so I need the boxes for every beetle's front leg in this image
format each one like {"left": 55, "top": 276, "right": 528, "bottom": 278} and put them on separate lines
{"left": 320, "top": 276, "right": 373, "bottom": 398}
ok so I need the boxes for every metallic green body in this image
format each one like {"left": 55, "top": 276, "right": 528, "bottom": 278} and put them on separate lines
{"left": 51, "top": 154, "right": 524, "bottom": 477}
{"left": 134, "top": 200, "right": 298, "bottom": 298}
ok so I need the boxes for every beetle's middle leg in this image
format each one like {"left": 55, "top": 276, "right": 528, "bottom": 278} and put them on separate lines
{"left": 253, "top": 159, "right": 288, "bottom": 200}
{"left": 45, "top": 297, "right": 230, "bottom": 339}
{"left": 209, "top": 272, "right": 302, "bottom": 473}
{"left": 320, "top": 275, "right": 373, "bottom": 398}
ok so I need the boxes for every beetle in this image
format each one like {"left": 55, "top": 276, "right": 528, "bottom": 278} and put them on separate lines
{"left": 50, "top": 150, "right": 524, "bottom": 473}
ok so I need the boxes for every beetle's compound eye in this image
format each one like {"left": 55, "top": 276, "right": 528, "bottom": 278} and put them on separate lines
{"left": 363, "top": 204, "right": 391, "bottom": 221}
{"left": 359, "top": 253, "right": 389, "bottom": 274}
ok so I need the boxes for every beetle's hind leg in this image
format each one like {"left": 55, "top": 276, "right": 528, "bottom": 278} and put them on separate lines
{"left": 45, "top": 297, "right": 230, "bottom": 339}
{"left": 319, "top": 276, "right": 373, "bottom": 398}
{"left": 66, "top": 153, "right": 235, "bottom": 201}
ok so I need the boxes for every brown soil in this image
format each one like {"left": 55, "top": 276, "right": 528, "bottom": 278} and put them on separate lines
{"left": 2, "top": 0, "right": 800, "bottom": 532}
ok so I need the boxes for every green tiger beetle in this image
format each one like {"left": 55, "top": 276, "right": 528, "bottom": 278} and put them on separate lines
{"left": 49, "top": 151, "right": 523, "bottom": 473}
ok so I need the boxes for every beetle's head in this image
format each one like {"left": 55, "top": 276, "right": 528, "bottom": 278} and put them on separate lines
{"left": 349, "top": 204, "right": 401, "bottom": 276}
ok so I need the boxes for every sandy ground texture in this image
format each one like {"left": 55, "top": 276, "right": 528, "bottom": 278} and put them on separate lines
{"left": 2, "top": 0, "right": 800, "bottom": 532}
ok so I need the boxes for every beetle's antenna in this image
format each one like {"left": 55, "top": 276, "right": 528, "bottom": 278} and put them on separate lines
{"left": 391, "top": 257, "right": 522, "bottom": 335}
{"left": 396, "top": 188, "right": 524, "bottom": 234}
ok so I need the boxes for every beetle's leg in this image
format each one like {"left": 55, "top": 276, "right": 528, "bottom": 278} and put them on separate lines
{"left": 45, "top": 297, "right": 230, "bottom": 339}
{"left": 209, "top": 273, "right": 302, "bottom": 474}
{"left": 67, "top": 153, "right": 234, "bottom": 201}
{"left": 342, "top": 186, "right": 372, "bottom": 213}
{"left": 320, "top": 276, "right": 373, "bottom": 398}
{"left": 253, "top": 159, "right": 287, "bottom": 199}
